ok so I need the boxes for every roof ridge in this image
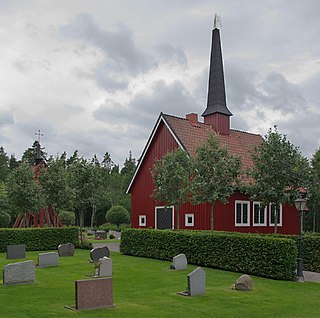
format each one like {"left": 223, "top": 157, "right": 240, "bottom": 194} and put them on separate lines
{"left": 230, "top": 128, "right": 261, "bottom": 137}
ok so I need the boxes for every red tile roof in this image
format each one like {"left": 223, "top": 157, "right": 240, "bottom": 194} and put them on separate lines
{"left": 163, "top": 114, "right": 262, "bottom": 172}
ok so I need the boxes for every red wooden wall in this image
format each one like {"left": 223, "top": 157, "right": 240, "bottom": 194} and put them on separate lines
{"left": 130, "top": 120, "right": 300, "bottom": 235}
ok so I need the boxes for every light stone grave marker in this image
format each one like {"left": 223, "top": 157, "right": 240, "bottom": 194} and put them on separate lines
{"left": 90, "top": 246, "right": 110, "bottom": 263}
{"left": 58, "top": 243, "right": 75, "bottom": 257}
{"left": 177, "top": 267, "right": 206, "bottom": 297}
{"left": 95, "top": 257, "right": 112, "bottom": 277}
{"left": 171, "top": 253, "right": 187, "bottom": 270}
{"left": 3, "top": 260, "right": 35, "bottom": 285}
{"left": 6, "top": 244, "right": 26, "bottom": 259}
{"left": 38, "top": 252, "right": 59, "bottom": 268}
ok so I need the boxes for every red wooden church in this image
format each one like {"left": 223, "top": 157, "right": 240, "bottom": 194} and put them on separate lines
{"left": 127, "top": 21, "right": 299, "bottom": 234}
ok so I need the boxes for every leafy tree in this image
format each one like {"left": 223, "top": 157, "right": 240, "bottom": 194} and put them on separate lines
{"left": 59, "top": 210, "right": 75, "bottom": 226}
{"left": 0, "top": 146, "right": 10, "bottom": 181}
{"left": 0, "top": 211, "right": 11, "bottom": 227}
{"left": 151, "top": 148, "right": 193, "bottom": 229}
{"left": 66, "top": 150, "right": 79, "bottom": 166}
{"left": 105, "top": 205, "right": 130, "bottom": 230}
{"left": 247, "top": 126, "right": 310, "bottom": 233}
{"left": 39, "top": 158, "right": 72, "bottom": 210}
{"left": 6, "top": 163, "right": 44, "bottom": 218}
{"left": 67, "top": 158, "right": 100, "bottom": 228}
{"left": 9, "top": 154, "right": 20, "bottom": 170}
{"left": 101, "top": 152, "right": 114, "bottom": 172}
{"left": 91, "top": 154, "right": 100, "bottom": 166}
{"left": 192, "top": 134, "right": 242, "bottom": 230}
{"left": 306, "top": 149, "right": 320, "bottom": 232}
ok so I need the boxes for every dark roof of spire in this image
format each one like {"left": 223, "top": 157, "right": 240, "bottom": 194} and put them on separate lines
{"left": 202, "top": 27, "right": 232, "bottom": 117}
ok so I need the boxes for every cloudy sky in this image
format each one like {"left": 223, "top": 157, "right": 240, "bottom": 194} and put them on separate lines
{"left": 0, "top": 0, "right": 319, "bottom": 165}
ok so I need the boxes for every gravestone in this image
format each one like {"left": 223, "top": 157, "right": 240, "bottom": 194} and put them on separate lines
{"left": 87, "top": 229, "right": 95, "bottom": 236}
{"left": 235, "top": 274, "right": 253, "bottom": 291}
{"left": 58, "top": 243, "right": 75, "bottom": 257}
{"left": 6, "top": 244, "right": 26, "bottom": 259}
{"left": 90, "top": 246, "right": 110, "bottom": 263}
{"left": 95, "top": 230, "right": 107, "bottom": 240}
{"left": 97, "top": 257, "right": 112, "bottom": 277}
{"left": 177, "top": 267, "right": 206, "bottom": 297}
{"left": 3, "top": 260, "right": 35, "bottom": 285}
{"left": 67, "top": 277, "right": 114, "bottom": 310}
{"left": 38, "top": 252, "right": 59, "bottom": 268}
{"left": 171, "top": 253, "right": 187, "bottom": 270}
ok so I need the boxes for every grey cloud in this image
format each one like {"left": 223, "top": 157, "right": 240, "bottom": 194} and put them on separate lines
{"left": 153, "top": 44, "right": 188, "bottom": 67}
{"left": 12, "top": 58, "right": 51, "bottom": 74}
{"left": 0, "top": 111, "right": 14, "bottom": 126}
{"left": 61, "top": 13, "right": 156, "bottom": 77}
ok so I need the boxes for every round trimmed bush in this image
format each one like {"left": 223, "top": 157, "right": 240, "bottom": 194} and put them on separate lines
{"left": 105, "top": 206, "right": 130, "bottom": 230}
{"left": 59, "top": 210, "right": 75, "bottom": 226}
{"left": 0, "top": 211, "right": 11, "bottom": 228}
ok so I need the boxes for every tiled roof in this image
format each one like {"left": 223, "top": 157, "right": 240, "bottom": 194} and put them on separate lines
{"left": 163, "top": 114, "right": 262, "bottom": 172}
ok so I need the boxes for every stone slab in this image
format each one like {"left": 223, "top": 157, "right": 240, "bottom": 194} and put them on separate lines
{"left": 235, "top": 274, "right": 253, "bottom": 291}
{"left": 75, "top": 277, "right": 114, "bottom": 310}
{"left": 98, "top": 257, "right": 112, "bottom": 277}
{"left": 38, "top": 252, "right": 59, "bottom": 268}
{"left": 6, "top": 244, "right": 26, "bottom": 259}
{"left": 188, "top": 267, "right": 206, "bottom": 296}
{"left": 3, "top": 260, "right": 35, "bottom": 285}
{"left": 172, "top": 253, "right": 187, "bottom": 270}
{"left": 95, "top": 230, "right": 107, "bottom": 240}
{"left": 58, "top": 243, "right": 75, "bottom": 257}
{"left": 90, "top": 246, "right": 110, "bottom": 263}
{"left": 177, "top": 267, "right": 206, "bottom": 297}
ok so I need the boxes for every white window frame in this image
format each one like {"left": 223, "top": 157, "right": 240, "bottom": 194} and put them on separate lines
{"left": 269, "top": 203, "right": 282, "bottom": 227}
{"left": 253, "top": 202, "right": 267, "bottom": 226}
{"left": 235, "top": 200, "right": 250, "bottom": 226}
{"left": 139, "top": 215, "right": 146, "bottom": 227}
{"left": 154, "top": 206, "right": 175, "bottom": 229}
{"left": 185, "top": 213, "right": 194, "bottom": 227}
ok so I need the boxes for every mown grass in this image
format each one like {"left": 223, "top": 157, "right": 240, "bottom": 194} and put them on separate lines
{"left": 0, "top": 249, "right": 320, "bottom": 317}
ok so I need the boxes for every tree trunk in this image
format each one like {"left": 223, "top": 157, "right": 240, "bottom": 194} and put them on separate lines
{"left": 210, "top": 204, "right": 214, "bottom": 230}
{"left": 176, "top": 205, "right": 180, "bottom": 230}
{"left": 91, "top": 204, "right": 96, "bottom": 228}
{"left": 273, "top": 204, "right": 279, "bottom": 234}
{"left": 79, "top": 210, "right": 84, "bottom": 243}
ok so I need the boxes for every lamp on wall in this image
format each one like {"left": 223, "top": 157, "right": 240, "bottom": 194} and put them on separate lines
{"left": 294, "top": 196, "right": 307, "bottom": 282}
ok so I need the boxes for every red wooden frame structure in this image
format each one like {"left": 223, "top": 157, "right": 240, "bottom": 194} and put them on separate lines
{"left": 13, "top": 206, "right": 63, "bottom": 228}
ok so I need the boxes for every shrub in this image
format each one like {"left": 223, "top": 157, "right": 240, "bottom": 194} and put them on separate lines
{"left": 76, "top": 239, "right": 93, "bottom": 250}
{"left": 121, "top": 229, "right": 297, "bottom": 280}
{"left": 0, "top": 211, "right": 11, "bottom": 228}
{"left": 59, "top": 210, "right": 75, "bottom": 226}
{"left": 105, "top": 206, "right": 130, "bottom": 230}
{"left": 0, "top": 227, "right": 79, "bottom": 252}
{"left": 109, "top": 233, "right": 115, "bottom": 239}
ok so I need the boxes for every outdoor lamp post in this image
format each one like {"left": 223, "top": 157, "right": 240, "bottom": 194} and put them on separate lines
{"left": 294, "top": 197, "right": 307, "bottom": 282}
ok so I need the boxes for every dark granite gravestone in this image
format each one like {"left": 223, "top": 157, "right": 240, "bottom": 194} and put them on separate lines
{"left": 38, "top": 252, "right": 59, "bottom": 268}
{"left": 90, "top": 246, "right": 110, "bottom": 263}
{"left": 177, "top": 267, "right": 206, "bottom": 297}
{"left": 6, "top": 244, "right": 26, "bottom": 259}
{"left": 95, "top": 230, "right": 107, "bottom": 240}
{"left": 87, "top": 229, "right": 95, "bottom": 236}
{"left": 3, "top": 260, "right": 35, "bottom": 285}
{"left": 58, "top": 243, "right": 75, "bottom": 257}
{"left": 65, "top": 277, "right": 114, "bottom": 311}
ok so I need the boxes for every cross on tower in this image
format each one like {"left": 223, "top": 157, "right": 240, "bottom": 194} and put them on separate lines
{"left": 35, "top": 130, "right": 44, "bottom": 143}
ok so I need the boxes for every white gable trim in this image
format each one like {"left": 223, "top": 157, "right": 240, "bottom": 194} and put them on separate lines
{"left": 126, "top": 113, "right": 185, "bottom": 193}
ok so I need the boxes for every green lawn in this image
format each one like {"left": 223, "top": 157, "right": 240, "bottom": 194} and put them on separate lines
{"left": 0, "top": 250, "right": 319, "bottom": 317}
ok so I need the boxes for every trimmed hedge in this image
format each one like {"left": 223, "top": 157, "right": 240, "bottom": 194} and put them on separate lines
{"left": 0, "top": 227, "right": 79, "bottom": 252}
{"left": 121, "top": 228, "right": 297, "bottom": 280}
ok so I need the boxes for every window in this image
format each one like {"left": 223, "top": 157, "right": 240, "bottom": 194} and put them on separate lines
{"left": 253, "top": 202, "right": 266, "bottom": 226}
{"left": 139, "top": 215, "right": 146, "bottom": 227}
{"left": 269, "top": 204, "right": 282, "bottom": 226}
{"left": 185, "top": 214, "right": 194, "bottom": 227}
{"left": 235, "top": 201, "right": 250, "bottom": 226}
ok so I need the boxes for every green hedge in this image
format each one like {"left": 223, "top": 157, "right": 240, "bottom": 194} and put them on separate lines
{"left": 0, "top": 227, "right": 79, "bottom": 252}
{"left": 121, "top": 229, "right": 297, "bottom": 280}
